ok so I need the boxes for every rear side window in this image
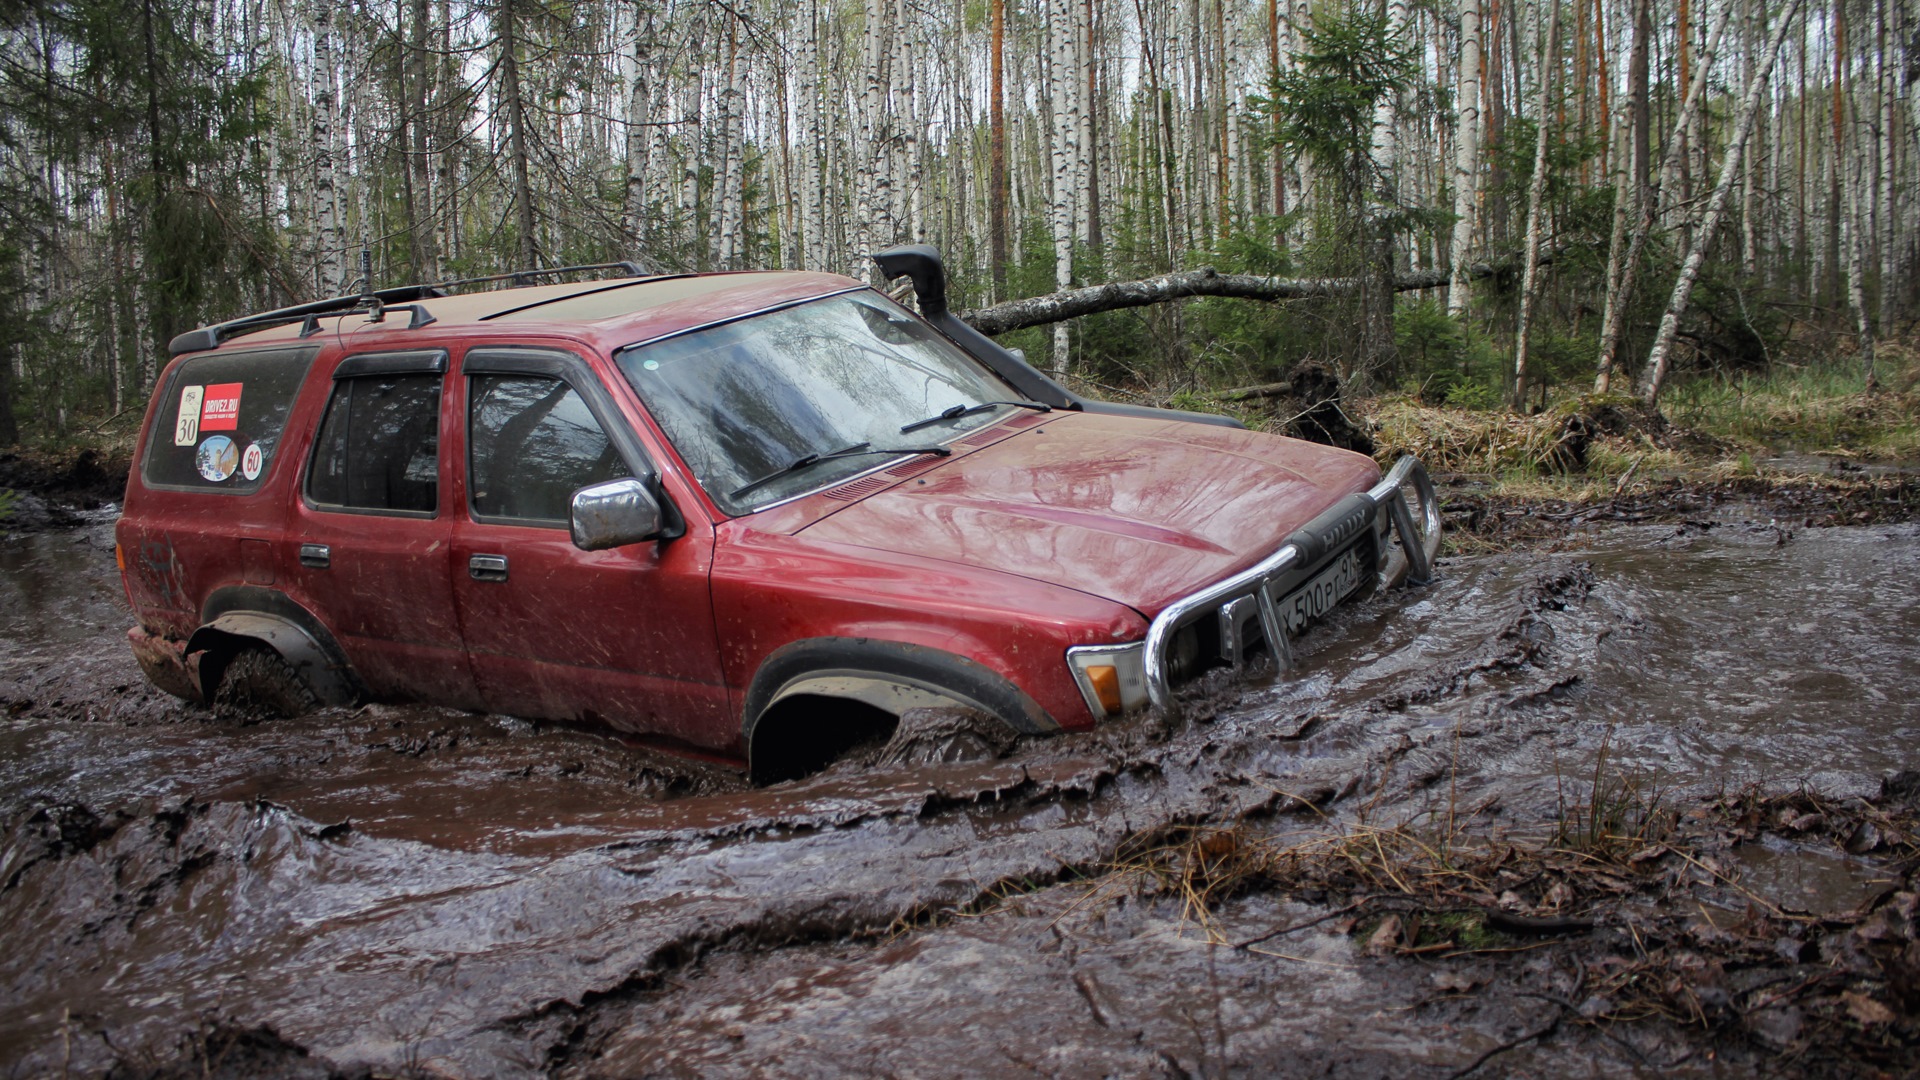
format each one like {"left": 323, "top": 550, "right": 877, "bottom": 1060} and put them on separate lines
{"left": 468, "top": 374, "right": 631, "bottom": 523}
{"left": 306, "top": 374, "right": 443, "bottom": 514}
{"left": 141, "top": 346, "right": 318, "bottom": 492}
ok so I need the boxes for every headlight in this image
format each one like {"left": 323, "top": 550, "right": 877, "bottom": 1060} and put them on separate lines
{"left": 1067, "top": 642, "right": 1148, "bottom": 719}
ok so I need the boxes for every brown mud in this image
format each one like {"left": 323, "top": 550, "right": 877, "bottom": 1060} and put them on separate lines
{"left": 2, "top": 467, "right": 1919, "bottom": 1076}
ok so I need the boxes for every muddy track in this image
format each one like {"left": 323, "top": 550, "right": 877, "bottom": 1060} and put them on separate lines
{"left": 2, "top": 506, "right": 1918, "bottom": 1075}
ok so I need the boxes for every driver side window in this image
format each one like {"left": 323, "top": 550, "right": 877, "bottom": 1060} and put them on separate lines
{"left": 468, "top": 373, "right": 630, "bottom": 524}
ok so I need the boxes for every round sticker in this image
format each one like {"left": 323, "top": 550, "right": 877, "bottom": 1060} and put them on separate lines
{"left": 240, "top": 442, "right": 265, "bottom": 482}
{"left": 195, "top": 435, "right": 239, "bottom": 483}
{"left": 642, "top": 359, "right": 660, "bottom": 371}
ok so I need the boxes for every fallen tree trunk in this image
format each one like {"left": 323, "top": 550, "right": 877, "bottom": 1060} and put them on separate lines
{"left": 1210, "top": 380, "right": 1295, "bottom": 403}
{"left": 958, "top": 255, "right": 1534, "bottom": 337}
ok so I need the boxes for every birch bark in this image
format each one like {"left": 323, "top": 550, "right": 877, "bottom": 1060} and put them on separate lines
{"left": 1448, "top": 0, "right": 1483, "bottom": 314}
{"left": 308, "top": 0, "right": 342, "bottom": 294}
{"left": 1875, "top": 0, "right": 1896, "bottom": 340}
{"left": 1640, "top": 0, "right": 1801, "bottom": 406}
{"left": 1511, "top": 0, "right": 1559, "bottom": 410}
{"left": 1844, "top": 111, "right": 1876, "bottom": 388}
{"left": 1048, "top": 0, "right": 1077, "bottom": 374}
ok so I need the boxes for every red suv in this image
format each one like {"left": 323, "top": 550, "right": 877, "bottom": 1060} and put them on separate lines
{"left": 116, "top": 246, "right": 1440, "bottom": 782}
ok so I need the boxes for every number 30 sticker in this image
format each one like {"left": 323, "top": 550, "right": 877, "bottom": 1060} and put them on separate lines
{"left": 174, "top": 386, "right": 204, "bottom": 446}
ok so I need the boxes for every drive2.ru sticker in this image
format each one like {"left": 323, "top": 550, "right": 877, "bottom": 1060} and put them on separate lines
{"left": 199, "top": 383, "right": 243, "bottom": 431}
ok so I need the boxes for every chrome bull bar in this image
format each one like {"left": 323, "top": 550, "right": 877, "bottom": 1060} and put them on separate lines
{"left": 1143, "top": 455, "right": 1442, "bottom": 713}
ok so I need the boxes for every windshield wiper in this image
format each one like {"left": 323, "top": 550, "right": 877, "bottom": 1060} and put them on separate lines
{"left": 899, "top": 400, "right": 1051, "bottom": 434}
{"left": 729, "top": 442, "right": 953, "bottom": 500}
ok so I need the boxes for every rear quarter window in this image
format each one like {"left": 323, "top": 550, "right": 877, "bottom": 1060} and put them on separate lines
{"left": 141, "top": 346, "right": 319, "bottom": 493}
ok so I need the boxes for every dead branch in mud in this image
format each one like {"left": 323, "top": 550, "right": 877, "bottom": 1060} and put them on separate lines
{"left": 1097, "top": 777, "right": 1920, "bottom": 1072}
{"left": 958, "top": 251, "right": 1558, "bottom": 337}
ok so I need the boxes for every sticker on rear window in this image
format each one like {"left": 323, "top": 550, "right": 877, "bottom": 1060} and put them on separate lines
{"left": 241, "top": 442, "right": 264, "bottom": 481}
{"left": 174, "top": 385, "right": 204, "bottom": 446}
{"left": 196, "top": 435, "right": 239, "bottom": 482}
{"left": 199, "top": 382, "right": 243, "bottom": 431}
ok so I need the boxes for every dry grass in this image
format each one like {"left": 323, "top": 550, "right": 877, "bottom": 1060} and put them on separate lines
{"left": 1370, "top": 393, "right": 1689, "bottom": 482}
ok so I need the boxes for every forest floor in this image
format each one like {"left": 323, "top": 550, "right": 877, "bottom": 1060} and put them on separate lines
{"left": 2, "top": 400, "right": 1918, "bottom": 1078}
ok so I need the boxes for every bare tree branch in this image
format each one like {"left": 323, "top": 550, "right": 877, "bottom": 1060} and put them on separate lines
{"left": 959, "top": 255, "right": 1542, "bottom": 337}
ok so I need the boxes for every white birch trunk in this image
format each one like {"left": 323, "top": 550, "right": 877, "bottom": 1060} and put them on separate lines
{"left": 1656, "top": 3, "right": 1734, "bottom": 229}
{"left": 854, "top": 0, "right": 882, "bottom": 275}
{"left": 1448, "top": 0, "right": 1483, "bottom": 314}
{"left": 1373, "top": 0, "right": 1409, "bottom": 201}
{"left": 1741, "top": 0, "right": 1762, "bottom": 279}
{"left": 1074, "top": 0, "right": 1094, "bottom": 247}
{"left": 1844, "top": 116, "right": 1876, "bottom": 387}
{"left": 799, "top": 0, "right": 823, "bottom": 268}
{"left": 1875, "top": 0, "right": 1896, "bottom": 340}
{"left": 1512, "top": 0, "right": 1559, "bottom": 409}
{"left": 1640, "top": 0, "right": 1801, "bottom": 405}
{"left": 621, "top": 1, "right": 653, "bottom": 248}
{"left": 308, "top": 0, "right": 342, "bottom": 295}
{"left": 1049, "top": 0, "right": 1077, "bottom": 375}
{"left": 715, "top": 11, "right": 745, "bottom": 268}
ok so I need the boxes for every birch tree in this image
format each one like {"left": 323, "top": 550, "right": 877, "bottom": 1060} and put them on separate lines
{"left": 1511, "top": 0, "right": 1558, "bottom": 410}
{"left": 1640, "top": 0, "right": 1801, "bottom": 406}
{"left": 1447, "top": 0, "right": 1482, "bottom": 315}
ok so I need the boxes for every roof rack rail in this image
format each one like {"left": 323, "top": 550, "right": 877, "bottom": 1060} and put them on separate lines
{"left": 167, "top": 261, "right": 653, "bottom": 357}
{"left": 167, "top": 285, "right": 445, "bottom": 357}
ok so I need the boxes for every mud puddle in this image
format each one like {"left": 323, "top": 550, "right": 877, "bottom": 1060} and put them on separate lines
{"left": 2, "top": 510, "right": 1917, "bottom": 1076}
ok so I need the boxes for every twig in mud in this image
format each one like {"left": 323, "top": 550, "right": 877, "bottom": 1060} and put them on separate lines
{"left": 1231, "top": 898, "right": 1369, "bottom": 949}
{"left": 1740, "top": 970, "right": 1843, "bottom": 1016}
{"left": 1483, "top": 910, "right": 1595, "bottom": 936}
{"left": 1438, "top": 940, "right": 1561, "bottom": 959}
{"left": 1243, "top": 780, "right": 1334, "bottom": 822}
{"left": 1070, "top": 971, "right": 1110, "bottom": 1028}
{"left": 1366, "top": 828, "right": 1415, "bottom": 894}
{"left": 1615, "top": 454, "right": 1646, "bottom": 495}
{"left": 1447, "top": 1005, "right": 1566, "bottom": 1078}
{"left": 1241, "top": 944, "right": 1360, "bottom": 969}
{"left": 1663, "top": 845, "right": 1801, "bottom": 922}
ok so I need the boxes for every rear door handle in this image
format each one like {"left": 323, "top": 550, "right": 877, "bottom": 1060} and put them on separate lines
{"left": 469, "top": 554, "right": 509, "bottom": 582}
{"left": 299, "top": 543, "right": 331, "bottom": 569}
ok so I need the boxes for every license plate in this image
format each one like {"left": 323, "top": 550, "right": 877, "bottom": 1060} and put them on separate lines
{"left": 1275, "top": 544, "right": 1365, "bottom": 636}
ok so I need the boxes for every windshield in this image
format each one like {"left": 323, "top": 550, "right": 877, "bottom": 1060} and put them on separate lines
{"left": 615, "top": 290, "right": 1023, "bottom": 514}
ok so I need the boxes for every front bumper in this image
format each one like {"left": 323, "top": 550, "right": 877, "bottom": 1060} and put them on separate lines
{"left": 1140, "top": 454, "right": 1442, "bottom": 713}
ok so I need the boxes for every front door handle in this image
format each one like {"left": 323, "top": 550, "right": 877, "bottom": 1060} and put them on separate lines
{"left": 469, "top": 554, "right": 509, "bottom": 582}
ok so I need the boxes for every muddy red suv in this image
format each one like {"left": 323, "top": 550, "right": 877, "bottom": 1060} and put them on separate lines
{"left": 117, "top": 246, "right": 1440, "bottom": 782}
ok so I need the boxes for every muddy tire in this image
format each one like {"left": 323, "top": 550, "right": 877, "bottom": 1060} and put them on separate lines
{"left": 212, "top": 645, "right": 321, "bottom": 723}
{"left": 875, "top": 707, "right": 1019, "bottom": 767}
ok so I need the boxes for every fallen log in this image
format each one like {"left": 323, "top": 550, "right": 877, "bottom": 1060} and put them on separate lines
{"left": 1210, "top": 380, "right": 1295, "bottom": 403}
{"left": 958, "top": 254, "right": 1542, "bottom": 337}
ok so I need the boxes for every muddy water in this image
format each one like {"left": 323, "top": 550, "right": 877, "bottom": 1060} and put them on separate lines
{"left": 1, "top": 512, "right": 1916, "bottom": 1076}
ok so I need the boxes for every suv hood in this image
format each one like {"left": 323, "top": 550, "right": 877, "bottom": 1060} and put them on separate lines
{"left": 795, "top": 413, "right": 1380, "bottom": 615}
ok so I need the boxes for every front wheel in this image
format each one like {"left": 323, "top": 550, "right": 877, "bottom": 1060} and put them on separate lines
{"left": 211, "top": 645, "right": 321, "bottom": 722}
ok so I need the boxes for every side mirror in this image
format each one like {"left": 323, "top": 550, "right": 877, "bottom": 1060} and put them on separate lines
{"left": 570, "top": 478, "right": 665, "bottom": 551}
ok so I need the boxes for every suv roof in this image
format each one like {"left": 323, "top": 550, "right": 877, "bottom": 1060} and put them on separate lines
{"left": 171, "top": 270, "right": 859, "bottom": 359}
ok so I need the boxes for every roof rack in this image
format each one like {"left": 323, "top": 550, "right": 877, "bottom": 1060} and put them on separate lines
{"left": 167, "top": 261, "right": 654, "bottom": 357}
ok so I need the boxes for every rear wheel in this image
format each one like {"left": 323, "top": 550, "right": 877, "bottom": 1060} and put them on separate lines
{"left": 212, "top": 645, "right": 321, "bottom": 722}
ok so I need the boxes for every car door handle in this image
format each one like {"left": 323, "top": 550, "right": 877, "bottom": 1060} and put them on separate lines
{"left": 469, "top": 554, "right": 509, "bottom": 582}
{"left": 299, "top": 543, "right": 331, "bottom": 569}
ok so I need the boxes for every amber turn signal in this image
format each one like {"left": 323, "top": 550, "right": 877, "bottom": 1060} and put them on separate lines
{"left": 1087, "top": 664, "right": 1122, "bottom": 714}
